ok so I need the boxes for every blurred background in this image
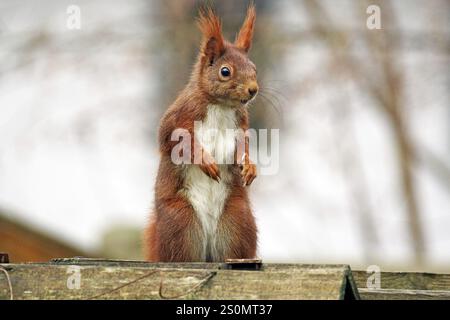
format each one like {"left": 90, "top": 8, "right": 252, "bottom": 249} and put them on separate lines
{"left": 0, "top": 0, "right": 448, "bottom": 272}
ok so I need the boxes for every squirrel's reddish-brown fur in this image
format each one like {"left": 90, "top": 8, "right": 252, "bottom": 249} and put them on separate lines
{"left": 145, "top": 4, "right": 258, "bottom": 262}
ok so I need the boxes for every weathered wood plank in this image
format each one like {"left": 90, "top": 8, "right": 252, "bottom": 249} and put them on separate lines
{"left": 359, "top": 288, "right": 450, "bottom": 300}
{"left": 4, "top": 259, "right": 448, "bottom": 300}
{"left": 353, "top": 270, "right": 450, "bottom": 300}
{"left": 50, "top": 258, "right": 353, "bottom": 272}
{"left": 353, "top": 270, "right": 450, "bottom": 291}
{"left": 51, "top": 258, "right": 220, "bottom": 269}
{"left": 0, "top": 262, "right": 358, "bottom": 300}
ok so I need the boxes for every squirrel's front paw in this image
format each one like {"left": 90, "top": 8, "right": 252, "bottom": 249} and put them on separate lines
{"left": 200, "top": 153, "right": 221, "bottom": 182}
{"left": 241, "top": 163, "right": 257, "bottom": 187}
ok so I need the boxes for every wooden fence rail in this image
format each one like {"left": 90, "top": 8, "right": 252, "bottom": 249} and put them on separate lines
{"left": 1, "top": 257, "right": 449, "bottom": 300}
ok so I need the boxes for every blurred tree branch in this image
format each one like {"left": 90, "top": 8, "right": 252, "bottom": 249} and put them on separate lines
{"left": 299, "top": 0, "right": 450, "bottom": 265}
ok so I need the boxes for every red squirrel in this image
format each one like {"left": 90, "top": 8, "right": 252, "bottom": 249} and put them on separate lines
{"left": 145, "top": 5, "right": 258, "bottom": 262}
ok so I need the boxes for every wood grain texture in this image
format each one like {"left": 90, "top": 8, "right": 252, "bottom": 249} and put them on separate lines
{"left": 353, "top": 270, "right": 450, "bottom": 300}
{"left": 5, "top": 258, "right": 449, "bottom": 300}
{"left": 0, "top": 260, "right": 358, "bottom": 300}
{"left": 359, "top": 289, "right": 450, "bottom": 300}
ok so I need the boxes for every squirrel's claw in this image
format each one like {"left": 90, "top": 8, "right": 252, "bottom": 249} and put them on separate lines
{"left": 200, "top": 155, "right": 221, "bottom": 182}
{"left": 241, "top": 163, "right": 257, "bottom": 186}
{"left": 209, "top": 164, "right": 221, "bottom": 183}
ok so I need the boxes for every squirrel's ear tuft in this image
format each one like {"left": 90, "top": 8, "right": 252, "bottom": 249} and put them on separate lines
{"left": 235, "top": 3, "right": 256, "bottom": 53}
{"left": 197, "top": 7, "right": 225, "bottom": 65}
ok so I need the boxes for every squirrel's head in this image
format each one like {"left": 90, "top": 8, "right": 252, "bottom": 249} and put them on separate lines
{"left": 195, "top": 5, "right": 258, "bottom": 107}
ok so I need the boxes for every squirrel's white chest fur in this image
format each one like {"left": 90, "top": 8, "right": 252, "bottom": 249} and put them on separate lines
{"left": 182, "top": 104, "right": 237, "bottom": 260}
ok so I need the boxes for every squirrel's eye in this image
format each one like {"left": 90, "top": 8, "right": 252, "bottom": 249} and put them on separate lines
{"left": 220, "top": 67, "right": 231, "bottom": 77}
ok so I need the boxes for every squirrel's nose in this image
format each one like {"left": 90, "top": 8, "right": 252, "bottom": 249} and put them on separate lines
{"left": 248, "top": 86, "right": 258, "bottom": 98}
